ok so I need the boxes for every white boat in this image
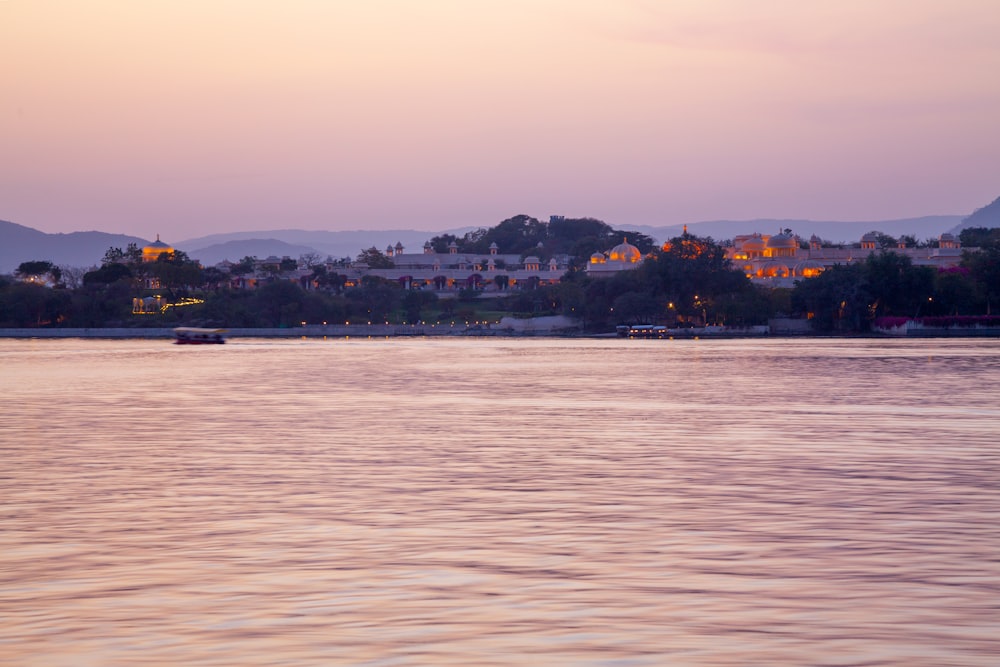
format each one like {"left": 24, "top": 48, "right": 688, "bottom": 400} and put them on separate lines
{"left": 173, "top": 327, "right": 226, "bottom": 345}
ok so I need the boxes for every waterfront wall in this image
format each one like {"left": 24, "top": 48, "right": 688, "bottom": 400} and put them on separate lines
{"left": 0, "top": 315, "right": 586, "bottom": 339}
{"left": 0, "top": 325, "right": 460, "bottom": 339}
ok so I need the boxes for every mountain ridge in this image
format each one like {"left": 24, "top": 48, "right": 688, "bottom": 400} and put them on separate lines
{"left": 0, "top": 220, "right": 149, "bottom": 274}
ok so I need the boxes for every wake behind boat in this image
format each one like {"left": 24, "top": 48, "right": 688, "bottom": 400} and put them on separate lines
{"left": 173, "top": 327, "right": 226, "bottom": 345}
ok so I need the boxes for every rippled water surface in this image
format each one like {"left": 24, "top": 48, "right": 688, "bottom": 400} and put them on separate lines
{"left": 2, "top": 337, "right": 1000, "bottom": 666}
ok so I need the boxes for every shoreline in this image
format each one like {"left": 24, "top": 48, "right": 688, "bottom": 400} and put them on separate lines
{"left": 1, "top": 326, "right": 997, "bottom": 339}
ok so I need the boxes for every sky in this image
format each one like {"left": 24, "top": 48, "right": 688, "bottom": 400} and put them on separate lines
{"left": 2, "top": 0, "right": 999, "bottom": 241}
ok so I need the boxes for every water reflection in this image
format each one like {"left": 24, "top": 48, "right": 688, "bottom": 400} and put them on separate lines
{"left": 2, "top": 338, "right": 999, "bottom": 665}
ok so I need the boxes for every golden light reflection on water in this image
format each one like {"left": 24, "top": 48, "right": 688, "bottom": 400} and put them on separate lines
{"left": 2, "top": 338, "right": 1000, "bottom": 666}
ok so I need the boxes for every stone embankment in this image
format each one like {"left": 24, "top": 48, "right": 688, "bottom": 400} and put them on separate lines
{"left": 0, "top": 316, "right": 582, "bottom": 339}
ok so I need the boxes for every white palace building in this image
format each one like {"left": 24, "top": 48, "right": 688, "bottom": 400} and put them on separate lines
{"left": 351, "top": 241, "right": 569, "bottom": 292}
{"left": 727, "top": 231, "right": 967, "bottom": 287}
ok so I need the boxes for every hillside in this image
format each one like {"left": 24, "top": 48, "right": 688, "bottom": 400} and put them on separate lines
{"left": 0, "top": 220, "right": 148, "bottom": 274}
{"left": 185, "top": 239, "right": 328, "bottom": 266}
{"left": 950, "top": 196, "right": 1000, "bottom": 232}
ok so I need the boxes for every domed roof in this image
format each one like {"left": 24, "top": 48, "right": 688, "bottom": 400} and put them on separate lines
{"left": 144, "top": 235, "right": 171, "bottom": 250}
{"left": 759, "top": 260, "right": 791, "bottom": 277}
{"left": 794, "top": 259, "right": 824, "bottom": 277}
{"left": 608, "top": 238, "right": 641, "bottom": 263}
{"left": 141, "top": 234, "right": 174, "bottom": 261}
{"left": 766, "top": 232, "right": 797, "bottom": 249}
{"left": 742, "top": 235, "right": 766, "bottom": 250}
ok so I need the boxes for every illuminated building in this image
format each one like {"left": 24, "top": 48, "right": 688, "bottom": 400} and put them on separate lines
{"left": 728, "top": 231, "right": 970, "bottom": 286}
{"left": 587, "top": 237, "right": 643, "bottom": 276}
{"left": 142, "top": 235, "right": 174, "bottom": 262}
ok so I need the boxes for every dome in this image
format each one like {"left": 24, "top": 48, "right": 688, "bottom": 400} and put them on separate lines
{"left": 742, "top": 235, "right": 765, "bottom": 250}
{"left": 141, "top": 234, "right": 174, "bottom": 262}
{"left": 608, "top": 238, "right": 641, "bottom": 263}
{"left": 590, "top": 252, "right": 606, "bottom": 264}
{"left": 758, "top": 261, "right": 791, "bottom": 278}
{"left": 766, "top": 233, "right": 797, "bottom": 249}
{"left": 794, "top": 259, "right": 825, "bottom": 278}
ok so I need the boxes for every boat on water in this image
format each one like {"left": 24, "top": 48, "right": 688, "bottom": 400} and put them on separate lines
{"left": 617, "top": 324, "right": 668, "bottom": 338}
{"left": 173, "top": 327, "right": 226, "bottom": 345}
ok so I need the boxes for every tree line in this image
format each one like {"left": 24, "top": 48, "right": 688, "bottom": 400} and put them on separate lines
{"left": 2, "top": 218, "right": 998, "bottom": 332}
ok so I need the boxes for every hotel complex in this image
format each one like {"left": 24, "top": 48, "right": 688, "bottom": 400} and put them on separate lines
{"left": 145, "top": 228, "right": 973, "bottom": 295}
{"left": 727, "top": 231, "right": 965, "bottom": 287}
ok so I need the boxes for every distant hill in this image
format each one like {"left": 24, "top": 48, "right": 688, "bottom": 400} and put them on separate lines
{"left": 176, "top": 228, "right": 478, "bottom": 263}
{"left": 950, "top": 196, "right": 1000, "bottom": 233}
{"left": 185, "top": 239, "right": 328, "bottom": 266}
{"left": 622, "top": 216, "right": 963, "bottom": 245}
{"left": 0, "top": 220, "right": 149, "bottom": 274}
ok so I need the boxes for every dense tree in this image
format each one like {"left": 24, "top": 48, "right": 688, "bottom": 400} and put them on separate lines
{"left": 863, "top": 252, "right": 935, "bottom": 319}
{"left": 346, "top": 276, "right": 401, "bottom": 321}
{"left": 401, "top": 290, "right": 438, "bottom": 323}
{"left": 958, "top": 227, "right": 1000, "bottom": 249}
{"left": 83, "top": 262, "right": 132, "bottom": 286}
{"left": 0, "top": 282, "right": 70, "bottom": 326}
{"left": 791, "top": 263, "right": 871, "bottom": 331}
{"left": 547, "top": 217, "right": 612, "bottom": 250}
{"left": 636, "top": 233, "right": 752, "bottom": 323}
{"left": 16, "top": 260, "right": 61, "bottom": 285}
{"left": 150, "top": 251, "right": 203, "bottom": 291}
{"left": 461, "top": 214, "right": 548, "bottom": 256}
{"left": 933, "top": 267, "right": 981, "bottom": 316}
{"left": 254, "top": 281, "right": 305, "bottom": 327}
{"left": 789, "top": 251, "right": 948, "bottom": 331}
{"left": 427, "top": 233, "right": 460, "bottom": 253}
{"left": 356, "top": 247, "right": 394, "bottom": 269}
{"left": 961, "top": 244, "right": 1000, "bottom": 312}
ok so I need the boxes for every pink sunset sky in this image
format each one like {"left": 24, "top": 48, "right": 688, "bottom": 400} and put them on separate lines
{"left": 2, "top": 0, "right": 999, "bottom": 241}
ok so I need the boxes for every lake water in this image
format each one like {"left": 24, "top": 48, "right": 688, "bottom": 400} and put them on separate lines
{"left": 2, "top": 337, "right": 999, "bottom": 666}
